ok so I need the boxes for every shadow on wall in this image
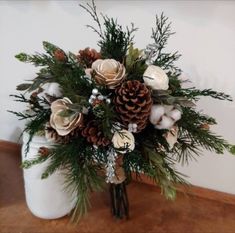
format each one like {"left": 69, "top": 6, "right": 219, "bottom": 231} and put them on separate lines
{"left": 9, "top": 127, "right": 23, "bottom": 144}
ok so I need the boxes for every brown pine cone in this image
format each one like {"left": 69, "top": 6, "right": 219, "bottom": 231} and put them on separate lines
{"left": 38, "top": 147, "right": 50, "bottom": 156}
{"left": 81, "top": 120, "right": 110, "bottom": 147}
{"left": 114, "top": 80, "right": 153, "bottom": 133}
{"left": 77, "top": 47, "right": 101, "bottom": 68}
{"left": 45, "top": 124, "right": 81, "bottom": 144}
{"left": 54, "top": 49, "right": 67, "bottom": 62}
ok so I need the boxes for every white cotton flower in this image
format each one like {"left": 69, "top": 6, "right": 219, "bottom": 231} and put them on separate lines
{"left": 149, "top": 105, "right": 165, "bottom": 125}
{"left": 155, "top": 115, "right": 174, "bottom": 130}
{"left": 143, "top": 65, "right": 169, "bottom": 90}
{"left": 149, "top": 104, "right": 182, "bottom": 130}
{"left": 45, "top": 82, "right": 62, "bottom": 97}
{"left": 167, "top": 108, "right": 181, "bottom": 121}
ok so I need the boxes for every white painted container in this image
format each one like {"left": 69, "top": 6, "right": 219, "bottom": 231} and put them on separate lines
{"left": 21, "top": 133, "right": 75, "bottom": 219}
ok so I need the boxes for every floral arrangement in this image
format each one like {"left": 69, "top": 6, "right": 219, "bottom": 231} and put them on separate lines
{"left": 11, "top": 1, "right": 235, "bottom": 222}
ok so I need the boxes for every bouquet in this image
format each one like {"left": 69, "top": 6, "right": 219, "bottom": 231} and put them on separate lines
{"left": 11, "top": 1, "right": 235, "bottom": 222}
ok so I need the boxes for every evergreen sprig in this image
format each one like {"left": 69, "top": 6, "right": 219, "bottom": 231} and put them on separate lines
{"left": 174, "top": 87, "right": 233, "bottom": 101}
{"left": 147, "top": 13, "right": 181, "bottom": 75}
{"left": 178, "top": 107, "right": 230, "bottom": 154}
{"left": 80, "top": 0, "right": 137, "bottom": 62}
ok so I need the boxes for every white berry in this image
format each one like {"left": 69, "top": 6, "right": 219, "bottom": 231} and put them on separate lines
{"left": 92, "top": 88, "right": 99, "bottom": 95}
{"left": 98, "top": 95, "right": 104, "bottom": 101}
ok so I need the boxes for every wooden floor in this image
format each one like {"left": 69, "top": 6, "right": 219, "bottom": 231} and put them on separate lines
{"left": 1, "top": 145, "right": 235, "bottom": 233}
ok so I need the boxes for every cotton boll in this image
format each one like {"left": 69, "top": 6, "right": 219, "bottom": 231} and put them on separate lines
{"left": 46, "top": 82, "right": 62, "bottom": 97}
{"left": 167, "top": 109, "right": 182, "bottom": 122}
{"left": 163, "top": 105, "right": 174, "bottom": 114}
{"left": 149, "top": 105, "right": 165, "bottom": 125}
{"left": 156, "top": 116, "right": 174, "bottom": 129}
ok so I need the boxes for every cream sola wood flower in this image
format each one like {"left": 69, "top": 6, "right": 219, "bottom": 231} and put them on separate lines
{"left": 49, "top": 98, "right": 83, "bottom": 136}
{"left": 149, "top": 104, "right": 181, "bottom": 129}
{"left": 112, "top": 129, "right": 135, "bottom": 153}
{"left": 91, "top": 59, "right": 126, "bottom": 89}
{"left": 163, "top": 126, "right": 179, "bottom": 149}
{"left": 143, "top": 65, "right": 169, "bottom": 90}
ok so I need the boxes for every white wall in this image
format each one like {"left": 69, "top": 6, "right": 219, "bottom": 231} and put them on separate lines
{"left": 1, "top": 0, "right": 235, "bottom": 194}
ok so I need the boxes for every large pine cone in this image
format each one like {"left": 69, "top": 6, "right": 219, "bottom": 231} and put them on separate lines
{"left": 114, "top": 80, "right": 153, "bottom": 132}
{"left": 45, "top": 123, "right": 81, "bottom": 144}
{"left": 77, "top": 47, "right": 101, "bottom": 68}
{"left": 81, "top": 121, "right": 110, "bottom": 147}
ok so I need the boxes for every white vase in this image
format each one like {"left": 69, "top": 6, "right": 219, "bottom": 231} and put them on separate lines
{"left": 21, "top": 132, "right": 76, "bottom": 219}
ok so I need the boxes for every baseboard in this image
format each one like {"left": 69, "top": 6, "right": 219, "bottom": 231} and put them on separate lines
{"left": 1, "top": 140, "right": 235, "bottom": 206}
{"left": 135, "top": 174, "right": 235, "bottom": 206}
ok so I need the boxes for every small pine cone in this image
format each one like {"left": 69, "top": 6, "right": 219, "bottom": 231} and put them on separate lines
{"left": 54, "top": 49, "right": 67, "bottom": 62}
{"left": 38, "top": 147, "right": 50, "bottom": 156}
{"left": 81, "top": 120, "right": 110, "bottom": 147}
{"left": 200, "top": 123, "right": 210, "bottom": 130}
{"left": 45, "top": 124, "right": 81, "bottom": 144}
{"left": 77, "top": 47, "right": 101, "bottom": 68}
{"left": 114, "top": 80, "right": 153, "bottom": 132}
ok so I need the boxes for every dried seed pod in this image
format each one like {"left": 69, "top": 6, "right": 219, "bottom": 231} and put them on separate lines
{"left": 77, "top": 47, "right": 101, "bottom": 68}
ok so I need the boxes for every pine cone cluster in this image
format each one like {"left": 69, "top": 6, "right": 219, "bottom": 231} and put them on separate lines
{"left": 77, "top": 47, "right": 101, "bottom": 68}
{"left": 81, "top": 120, "right": 110, "bottom": 146}
{"left": 45, "top": 124, "right": 81, "bottom": 144}
{"left": 114, "top": 80, "right": 152, "bottom": 132}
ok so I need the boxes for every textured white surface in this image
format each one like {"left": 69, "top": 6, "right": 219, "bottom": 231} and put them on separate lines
{"left": 0, "top": 1, "right": 235, "bottom": 194}
{"left": 22, "top": 133, "right": 75, "bottom": 219}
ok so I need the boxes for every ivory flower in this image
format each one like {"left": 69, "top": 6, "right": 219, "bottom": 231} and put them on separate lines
{"left": 143, "top": 65, "right": 169, "bottom": 90}
{"left": 112, "top": 130, "right": 135, "bottom": 153}
{"left": 92, "top": 59, "right": 125, "bottom": 89}
{"left": 50, "top": 98, "right": 83, "bottom": 136}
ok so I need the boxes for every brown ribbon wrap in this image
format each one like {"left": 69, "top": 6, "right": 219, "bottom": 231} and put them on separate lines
{"left": 111, "top": 155, "right": 126, "bottom": 184}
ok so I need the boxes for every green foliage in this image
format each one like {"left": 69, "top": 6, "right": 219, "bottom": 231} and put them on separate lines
{"left": 177, "top": 107, "right": 230, "bottom": 160}
{"left": 98, "top": 17, "right": 137, "bottom": 62}
{"left": 149, "top": 13, "right": 181, "bottom": 75}
{"left": 125, "top": 45, "right": 147, "bottom": 81}
{"left": 80, "top": 0, "right": 137, "bottom": 62}
{"left": 43, "top": 41, "right": 60, "bottom": 56}
{"left": 15, "top": 52, "right": 52, "bottom": 67}
{"left": 173, "top": 87, "right": 233, "bottom": 101}
{"left": 229, "top": 145, "right": 235, "bottom": 155}
{"left": 92, "top": 102, "right": 117, "bottom": 139}
{"left": 21, "top": 156, "right": 48, "bottom": 169}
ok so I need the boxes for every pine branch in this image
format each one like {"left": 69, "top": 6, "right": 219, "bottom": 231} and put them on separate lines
{"left": 173, "top": 130, "right": 202, "bottom": 164}
{"left": 79, "top": 0, "right": 103, "bottom": 38}
{"left": 142, "top": 146, "right": 188, "bottom": 200}
{"left": 8, "top": 110, "right": 36, "bottom": 120}
{"left": 145, "top": 13, "right": 181, "bottom": 74}
{"left": 173, "top": 87, "right": 233, "bottom": 101}
{"left": 21, "top": 155, "right": 48, "bottom": 169}
{"left": 39, "top": 139, "right": 105, "bottom": 222}
{"left": 15, "top": 52, "right": 53, "bottom": 67}
{"left": 99, "top": 17, "right": 137, "bottom": 62}
{"left": 178, "top": 107, "right": 230, "bottom": 154}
